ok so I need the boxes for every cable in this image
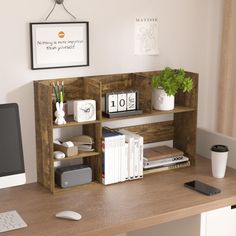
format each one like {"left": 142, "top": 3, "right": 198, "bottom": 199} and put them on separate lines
{"left": 45, "top": 0, "right": 77, "bottom": 21}
{"left": 62, "top": 3, "right": 76, "bottom": 20}
{"left": 45, "top": 2, "right": 57, "bottom": 21}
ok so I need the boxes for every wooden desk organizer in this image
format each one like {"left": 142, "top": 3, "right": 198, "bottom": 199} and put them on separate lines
{"left": 34, "top": 71, "right": 198, "bottom": 193}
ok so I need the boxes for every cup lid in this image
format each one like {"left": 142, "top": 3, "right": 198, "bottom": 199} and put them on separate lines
{"left": 211, "top": 144, "right": 229, "bottom": 152}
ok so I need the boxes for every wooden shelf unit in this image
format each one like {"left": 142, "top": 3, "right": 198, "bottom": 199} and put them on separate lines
{"left": 34, "top": 71, "right": 198, "bottom": 193}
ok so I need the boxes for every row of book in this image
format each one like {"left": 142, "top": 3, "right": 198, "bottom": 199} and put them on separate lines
{"left": 143, "top": 145, "right": 190, "bottom": 174}
{"left": 102, "top": 128, "right": 190, "bottom": 185}
{"left": 102, "top": 127, "right": 143, "bottom": 185}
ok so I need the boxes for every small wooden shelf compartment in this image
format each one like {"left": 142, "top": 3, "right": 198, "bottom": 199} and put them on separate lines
{"left": 34, "top": 77, "right": 102, "bottom": 193}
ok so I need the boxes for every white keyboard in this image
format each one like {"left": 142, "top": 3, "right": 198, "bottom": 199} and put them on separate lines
{"left": 0, "top": 210, "right": 27, "bottom": 233}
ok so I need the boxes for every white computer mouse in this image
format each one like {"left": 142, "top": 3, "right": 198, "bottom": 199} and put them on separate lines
{"left": 55, "top": 211, "right": 82, "bottom": 221}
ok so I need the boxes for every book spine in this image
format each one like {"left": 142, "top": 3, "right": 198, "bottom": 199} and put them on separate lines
{"left": 143, "top": 161, "right": 190, "bottom": 175}
{"left": 133, "top": 139, "right": 139, "bottom": 178}
{"left": 124, "top": 143, "right": 129, "bottom": 180}
{"left": 101, "top": 138, "right": 105, "bottom": 184}
{"left": 144, "top": 155, "right": 185, "bottom": 163}
{"left": 138, "top": 136, "right": 144, "bottom": 178}
{"left": 102, "top": 137, "right": 112, "bottom": 185}
{"left": 129, "top": 138, "right": 134, "bottom": 179}
{"left": 101, "top": 135, "right": 118, "bottom": 185}
{"left": 120, "top": 135, "right": 126, "bottom": 182}
{"left": 119, "top": 129, "right": 144, "bottom": 179}
{"left": 143, "top": 156, "right": 189, "bottom": 169}
{"left": 111, "top": 136, "right": 117, "bottom": 184}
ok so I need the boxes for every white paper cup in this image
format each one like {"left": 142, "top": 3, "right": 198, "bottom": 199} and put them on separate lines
{"left": 211, "top": 145, "right": 229, "bottom": 178}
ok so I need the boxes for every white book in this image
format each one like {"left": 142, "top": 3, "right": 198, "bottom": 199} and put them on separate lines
{"left": 108, "top": 130, "right": 125, "bottom": 183}
{"left": 115, "top": 134, "right": 123, "bottom": 183}
{"left": 120, "top": 129, "right": 144, "bottom": 179}
{"left": 128, "top": 137, "right": 135, "bottom": 179}
{"left": 102, "top": 137, "right": 111, "bottom": 185}
{"left": 115, "top": 134, "right": 122, "bottom": 183}
{"left": 124, "top": 143, "right": 129, "bottom": 180}
{"left": 138, "top": 136, "right": 144, "bottom": 178}
{"left": 102, "top": 128, "right": 127, "bottom": 184}
{"left": 119, "top": 134, "right": 126, "bottom": 182}
{"left": 121, "top": 133, "right": 134, "bottom": 179}
{"left": 116, "top": 135, "right": 121, "bottom": 182}
{"left": 102, "top": 134, "right": 120, "bottom": 185}
{"left": 111, "top": 137, "right": 117, "bottom": 183}
{"left": 133, "top": 138, "right": 139, "bottom": 178}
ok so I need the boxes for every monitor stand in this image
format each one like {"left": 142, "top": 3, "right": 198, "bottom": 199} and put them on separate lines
{"left": 0, "top": 173, "right": 26, "bottom": 189}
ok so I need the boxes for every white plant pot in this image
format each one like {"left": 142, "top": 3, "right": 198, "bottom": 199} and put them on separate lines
{"left": 152, "top": 88, "right": 175, "bottom": 111}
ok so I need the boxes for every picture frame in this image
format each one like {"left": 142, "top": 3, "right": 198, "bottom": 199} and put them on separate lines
{"left": 30, "top": 22, "right": 89, "bottom": 70}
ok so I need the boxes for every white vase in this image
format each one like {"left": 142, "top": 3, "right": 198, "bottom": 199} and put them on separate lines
{"left": 152, "top": 88, "right": 175, "bottom": 111}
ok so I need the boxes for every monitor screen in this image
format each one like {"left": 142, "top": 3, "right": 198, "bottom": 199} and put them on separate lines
{"left": 0, "top": 103, "right": 25, "bottom": 183}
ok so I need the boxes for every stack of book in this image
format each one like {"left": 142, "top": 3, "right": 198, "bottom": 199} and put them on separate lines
{"left": 69, "top": 135, "right": 94, "bottom": 152}
{"left": 102, "top": 127, "right": 143, "bottom": 185}
{"left": 119, "top": 129, "right": 143, "bottom": 180}
{"left": 143, "top": 145, "right": 190, "bottom": 174}
{"left": 59, "top": 135, "right": 94, "bottom": 152}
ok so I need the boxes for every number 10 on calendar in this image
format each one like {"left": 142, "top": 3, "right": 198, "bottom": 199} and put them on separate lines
{"left": 105, "top": 91, "right": 138, "bottom": 113}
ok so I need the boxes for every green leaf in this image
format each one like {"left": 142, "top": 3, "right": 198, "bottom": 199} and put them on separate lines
{"left": 151, "top": 67, "right": 193, "bottom": 96}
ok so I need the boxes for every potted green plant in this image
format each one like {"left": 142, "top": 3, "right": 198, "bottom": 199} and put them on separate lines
{"left": 152, "top": 67, "right": 193, "bottom": 110}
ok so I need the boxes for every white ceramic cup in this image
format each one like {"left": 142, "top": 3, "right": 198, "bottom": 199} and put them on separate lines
{"left": 211, "top": 145, "right": 229, "bottom": 178}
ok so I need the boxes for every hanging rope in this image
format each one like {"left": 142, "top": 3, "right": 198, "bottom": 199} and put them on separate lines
{"left": 45, "top": 2, "right": 57, "bottom": 21}
{"left": 45, "top": 0, "right": 77, "bottom": 21}
{"left": 62, "top": 3, "right": 76, "bottom": 19}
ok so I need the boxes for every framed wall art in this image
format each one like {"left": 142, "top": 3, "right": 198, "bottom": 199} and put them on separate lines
{"left": 30, "top": 22, "right": 89, "bottom": 70}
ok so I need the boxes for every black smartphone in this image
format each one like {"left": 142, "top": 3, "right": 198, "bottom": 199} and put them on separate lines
{"left": 184, "top": 180, "right": 221, "bottom": 196}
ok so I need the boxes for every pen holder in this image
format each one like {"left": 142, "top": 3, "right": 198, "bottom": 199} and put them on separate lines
{"left": 54, "top": 102, "right": 67, "bottom": 125}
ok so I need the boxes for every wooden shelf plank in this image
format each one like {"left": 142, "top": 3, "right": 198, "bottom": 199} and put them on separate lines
{"left": 54, "top": 181, "right": 100, "bottom": 193}
{"left": 53, "top": 115, "right": 101, "bottom": 128}
{"left": 143, "top": 161, "right": 191, "bottom": 175}
{"left": 102, "top": 106, "right": 195, "bottom": 122}
{"left": 53, "top": 106, "right": 194, "bottom": 126}
{"left": 53, "top": 151, "right": 100, "bottom": 162}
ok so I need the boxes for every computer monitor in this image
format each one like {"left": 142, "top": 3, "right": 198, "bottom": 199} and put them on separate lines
{"left": 0, "top": 103, "right": 26, "bottom": 189}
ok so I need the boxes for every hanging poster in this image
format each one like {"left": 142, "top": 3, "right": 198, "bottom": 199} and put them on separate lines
{"left": 134, "top": 18, "right": 159, "bottom": 55}
{"left": 30, "top": 22, "right": 89, "bottom": 70}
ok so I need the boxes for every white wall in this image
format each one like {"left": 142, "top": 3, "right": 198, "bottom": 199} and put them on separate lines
{"left": 197, "top": 128, "right": 236, "bottom": 169}
{"left": 0, "top": 0, "right": 223, "bottom": 183}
